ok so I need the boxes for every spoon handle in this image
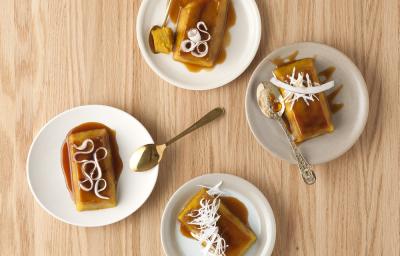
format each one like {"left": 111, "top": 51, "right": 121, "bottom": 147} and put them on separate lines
{"left": 162, "top": 0, "right": 173, "bottom": 27}
{"left": 276, "top": 117, "right": 316, "bottom": 185}
{"left": 166, "top": 107, "right": 225, "bottom": 146}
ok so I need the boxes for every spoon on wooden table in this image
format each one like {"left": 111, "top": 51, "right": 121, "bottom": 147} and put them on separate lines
{"left": 257, "top": 81, "right": 316, "bottom": 185}
{"left": 129, "top": 107, "right": 225, "bottom": 172}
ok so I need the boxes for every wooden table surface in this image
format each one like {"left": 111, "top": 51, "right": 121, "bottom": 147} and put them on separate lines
{"left": 1, "top": 0, "right": 399, "bottom": 255}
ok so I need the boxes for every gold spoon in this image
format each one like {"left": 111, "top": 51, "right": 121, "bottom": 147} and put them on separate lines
{"left": 257, "top": 82, "right": 316, "bottom": 185}
{"left": 148, "top": 0, "right": 173, "bottom": 54}
{"left": 129, "top": 107, "right": 225, "bottom": 172}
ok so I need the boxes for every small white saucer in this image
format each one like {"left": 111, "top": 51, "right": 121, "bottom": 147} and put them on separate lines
{"left": 26, "top": 105, "right": 159, "bottom": 227}
{"left": 245, "top": 42, "right": 369, "bottom": 164}
{"left": 160, "top": 173, "right": 276, "bottom": 256}
{"left": 136, "top": 0, "right": 261, "bottom": 90}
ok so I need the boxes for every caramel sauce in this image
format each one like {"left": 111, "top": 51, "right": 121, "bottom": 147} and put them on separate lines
{"left": 330, "top": 103, "right": 344, "bottom": 114}
{"left": 179, "top": 196, "right": 249, "bottom": 239}
{"left": 169, "top": 0, "right": 236, "bottom": 72}
{"left": 265, "top": 89, "right": 291, "bottom": 132}
{"left": 318, "top": 66, "right": 336, "bottom": 84}
{"left": 271, "top": 50, "right": 299, "bottom": 67}
{"left": 318, "top": 67, "right": 344, "bottom": 113}
{"left": 226, "top": 3, "right": 236, "bottom": 28}
{"left": 61, "top": 143, "right": 73, "bottom": 194}
{"left": 61, "top": 122, "right": 123, "bottom": 196}
{"left": 170, "top": 0, "right": 236, "bottom": 28}
{"left": 180, "top": 222, "right": 193, "bottom": 238}
{"left": 220, "top": 196, "right": 249, "bottom": 225}
{"left": 268, "top": 93, "right": 283, "bottom": 113}
{"left": 169, "top": 0, "right": 189, "bottom": 24}
{"left": 183, "top": 44, "right": 227, "bottom": 72}
{"left": 327, "top": 84, "right": 344, "bottom": 114}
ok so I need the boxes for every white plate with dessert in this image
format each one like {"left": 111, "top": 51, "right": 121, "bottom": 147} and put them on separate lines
{"left": 136, "top": 0, "right": 261, "bottom": 90}
{"left": 161, "top": 173, "right": 276, "bottom": 256}
{"left": 26, "top": 105, "right": 159, "bottom": 227}
{"left": 245, "top": 42, "right": 369, "bottom": 164}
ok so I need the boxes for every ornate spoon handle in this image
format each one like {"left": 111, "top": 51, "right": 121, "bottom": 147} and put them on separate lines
{"left": 276, "top": 117, "right": 316, "bottom": 185}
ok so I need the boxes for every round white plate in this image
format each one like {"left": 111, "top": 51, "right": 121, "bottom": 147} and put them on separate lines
{"left": 136, "top": 0, "right": 261, "bottom": 90}
{"left": 161, "top": 173, "right": 276, "bottom": 256}
{"left": 245, "top": 42, "right": 369, "bottom": 164}
{"left": 26, "top": 105, "right": 159, "bottom": 227}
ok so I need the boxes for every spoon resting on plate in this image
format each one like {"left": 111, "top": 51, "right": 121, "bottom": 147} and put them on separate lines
{"left": 148, "top": 0, "right": 174, "bottom": 54}
{"left": 129, "top": 107, "right": 225, "bottom": 172}
{"left": 257, "top": 82, "right": 316, "bottom": 185}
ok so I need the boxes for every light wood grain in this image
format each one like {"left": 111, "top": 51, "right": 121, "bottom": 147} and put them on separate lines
{"left": 1, "top": 0, "right": 399, "bottom": 255}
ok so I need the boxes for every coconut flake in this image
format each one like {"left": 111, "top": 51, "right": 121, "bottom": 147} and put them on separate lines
{"left": 270, "top": 68, "right": 335, "bottom": 109}
{"left": 180, "top": 21, "right": 211, "bottom": 58}
{"left": 199, "top": 181, "right": 224, "bottom": 197}
{"left": 188, "top": 182, "right": 228, "bottom": 256}
{"left": 72, "top": 139, "right": 110, "bottom": 200}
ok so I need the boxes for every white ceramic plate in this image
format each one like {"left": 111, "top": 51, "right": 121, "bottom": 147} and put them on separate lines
{"left": 161, "top": 173, "right": 276, "bottom": 256}
{"left": 136, "top": 0, "right": 261, "bottom": 90}
{"left": 245, "top": 42, "right": 369, "bottom": 164}
{"left": 26, "top": 105, "right": 158, "bottom": 227}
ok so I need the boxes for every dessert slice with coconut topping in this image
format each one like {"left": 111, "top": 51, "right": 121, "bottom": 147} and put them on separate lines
{"left": 67, "top": 128, "right": 117, "bottom": 211}
{"left": 178, "top": 183, "right": 256, "bottom": 256}
{"left": 173, "top": 0, "right": 230, "bottom": 68}
{"left": 272, "top": 58, "right": 335, "bottom": 143}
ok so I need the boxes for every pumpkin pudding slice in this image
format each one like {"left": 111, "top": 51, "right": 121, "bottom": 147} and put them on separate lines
{"left": 173, "top": 0, "right": 230, "bottom": 68}
{"left": 178, "top": 187, "right": 256, "bottom": 256}
{"left": 66, "top": 128, "right": 117, "bottom": 211}
{"left": 273, "top": 58, "right": 334, "bottom": 143}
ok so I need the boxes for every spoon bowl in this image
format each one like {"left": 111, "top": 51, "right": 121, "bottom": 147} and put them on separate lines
{"left": 130, "top": 144, "right": 166, "bottom": 172}
{"left": 256, "top": 82, "right": 285, "bottom": 119}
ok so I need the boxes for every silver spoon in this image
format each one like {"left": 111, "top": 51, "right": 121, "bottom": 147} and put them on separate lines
{"left": 257, "top": 81, "right": 316, "bottom": 185}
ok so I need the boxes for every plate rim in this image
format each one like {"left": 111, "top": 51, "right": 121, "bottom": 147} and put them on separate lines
{"left": 160, "top": 173, "right": 276, "bottom": 256}
{"left": 26, "top": 104, "right": 159, "bottom": 227}
{"left": 136, "top": 0, "right": 262, "bottom": 91}
{"left": 245, "top": 41, "right": 369, "bottom": 164}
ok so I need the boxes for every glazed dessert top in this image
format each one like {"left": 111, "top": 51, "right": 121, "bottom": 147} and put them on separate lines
{"left": 171, "top": 0, "right": 234, "bottom": 59}
{"left": 72, "top": 138, "right": 110, "bottom": 200}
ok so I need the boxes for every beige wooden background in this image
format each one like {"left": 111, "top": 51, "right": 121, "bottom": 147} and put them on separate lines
{"left": 1, "top": 0, "right": 399, "bottom": 255}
